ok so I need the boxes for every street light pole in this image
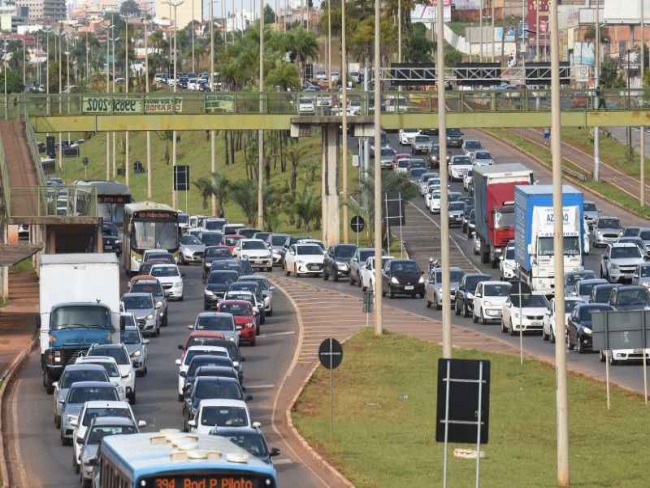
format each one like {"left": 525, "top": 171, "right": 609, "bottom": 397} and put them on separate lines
{"left": 479, "top": 0, "right": 483, "bottom": 62}
{"left": 58, "top": 30, "right": 63, "bottom": 171}
{"left": 168, "top": 0, "right": 184, "bottom": 209}
{"left": 594, "top": 1, "right": 600, "bottom": 182}
{"left": 145, "top": 18, "right": 152, "bottom": 199}
{"left": 210, "top": 0, "right": 217, "bottom": 215}
{"left": 112, "top": 22, "right": 117, "bottom": 177}
{"left": 106, "top": 27, "right": 110, "bottom": 180}
{"left": 640, "top": 0, "right": 645, "bottom": 207}
{"left": 257, "top": 0, "right": 265, "bottom": 229}
{"left": 398, "top": 0, "right": 402, "bottom": 63}
{"left": 550, "top": 0, "right": 570, "bottom": 485}
{"left": 373, "top": 0, "right": 382, "bottom": 336}
{"left": 341, "top": 0, "right": 348, "bottom": 243}
{"left": 3, "top": 40, "right": 7, "bottom": 121}
{"left": 125, "top": 18, "right": 130, "bottom": 188}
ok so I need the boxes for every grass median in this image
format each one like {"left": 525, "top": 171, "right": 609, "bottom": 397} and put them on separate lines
{"left": 293, "top": 328, "right": 650, "bottom": 487}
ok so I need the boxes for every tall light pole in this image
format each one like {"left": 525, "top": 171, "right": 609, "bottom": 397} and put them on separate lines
{"left": 191, "top": 0, "right": 196, "bottom": 74}
{"left": 168, "top": 0, "right": 184, "bottom": 209}
{"left": 640, "top": 0, "right": 645, "bottom": 207}
{"left": 144, "top": 18, "right": 152, "bottom": 199}
{"left": 491, "top": 0, "right": 495, "bottom": 60}
{"left": 3, "top": 40, "right": 7, "bottom": 121}
{"left": 372, "top": 0, "right": 382, "bottom": 336}
{"left": 106, "top": 26, "right": 111, "bottom": 180}
{"left": 125, "top": 17, "right": 130, "bottom": 189}
{"left": 437, "top": 0, "right": 451, "bottom": 361}
{"left": 210, "top": 0, "right": 217, "bottom": 215}
{"left": 398, "top": 0, "right": 402, "bottom": 63}
{"left": 327, "top": 0, "right": 332, "bottom": 90}
{"left": 479, "top": 0, "right": 483, "bottom": 62}
{"left": 46, "top": 32, "right": 50, "bottom": 115}
{"left": 341, "top": 0, "right": 348, "bottom": 243}
{"left": 257, "top": 0, "right": 265, "bottom": 229}
{"left": 85, "top": 31, "right": 89, "bottom": 87}
{"left": 58, "top": 29, "right": 63, "bottom": 171}
{"left": 112, "top": 25, "right": 117, "bottom": 177}
{"left": 550, "top": 0, "right": 570, "bottom": 485}
{"left": 594, "top": 1, "right": 600, "bottom": 182}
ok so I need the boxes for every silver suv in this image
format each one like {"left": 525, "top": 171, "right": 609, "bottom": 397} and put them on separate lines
{"left": 592, "top": 216, "right": 623, "bottom": 248}
{"left": 121, "top": 292, "right": 159, "bottom": 336}
{"left": 601, "top": 242, "right": 646, "bottom": 283}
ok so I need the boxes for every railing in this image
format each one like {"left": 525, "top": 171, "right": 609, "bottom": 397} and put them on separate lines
{"left": 11, "top": 88, "right": 650, "bottom": 119}
{"left": 24, "top": 120, "right": 46, "bottom": 187}
{"left": 9, "top": 186, "right": 97, "bottom": 219}
{"left": 0, "top": 138, "right": 10, "bottom": 224}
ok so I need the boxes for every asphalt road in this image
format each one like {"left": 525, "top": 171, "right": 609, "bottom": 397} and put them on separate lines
{"left": 8, "top": 265, "right": 320, "bottom": 487}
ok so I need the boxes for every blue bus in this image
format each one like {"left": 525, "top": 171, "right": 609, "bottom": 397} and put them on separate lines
{"left": 95, "top": 430, "right": 278, "bottom": 487}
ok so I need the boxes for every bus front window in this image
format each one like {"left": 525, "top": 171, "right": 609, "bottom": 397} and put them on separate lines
{"left": 133, "top": 221, "right": 178, "bottom": 250}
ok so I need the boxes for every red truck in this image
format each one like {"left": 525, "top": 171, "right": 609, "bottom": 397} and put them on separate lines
{"left": 472, "top": 163, "right": 534, "bottom": 267}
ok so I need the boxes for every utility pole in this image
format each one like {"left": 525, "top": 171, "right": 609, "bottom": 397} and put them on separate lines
{"left": 125, "top": 18, "right": 130, "bottom": 189}
{"left": 58, "top": 29, "right": 63, "bottom": 171}
{"left": 535, "top": 0, "right": 540, "bottom": 62}
{"left": 257, "top": 0, "right": 265, "bottom": 229}
{"left": 491, "top": 0, "right": 495, "bottom": 60}
{"left": 479, "top": 0, "right": 483, "bottom": 62}
{"left": 437, "top": 0, "right": 451, "bottom": 360}
{"left": 327, "top": 0, "right": 332, "bottom": 90}
{"left": 191, "top": 0, "right": 195, "bottom": 74}
{"left": 550, "top": 0, "right": 570, "bottom": 485}
{"left": 112, "top": 17, "right": 116, "bottom": 178}
{"left": 594, "top": 0, "right": 600, "bottom": 181}
{"left": 168, "top": 0, "right": 184, "bottom": 209}
{"left": 85, "top": 32, "right": 89, "bottom": 87}
{"left": 641, "top": 0, "right": 646, "bottom": 206}
{"left": 341, "top": 0, "right": 348, "bottom": 242}
{"left": 145, "top": 18, "right": 152, "bottom": 199}
{"left": 398, "top": 0, "right": 402, "bottom": 63}
{"left": 372, "top": 0, "right": 382, "bottom": 336}
{"left": 210, "top": 0, "right": 217, "bottom": 215}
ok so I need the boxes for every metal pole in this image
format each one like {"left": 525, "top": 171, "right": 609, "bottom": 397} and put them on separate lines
{"left": 519, "top": 278, "right": 524, "bottom": 364}
{"left": 191, "top": 0, "right": 195, "bottom": 74}
{"left": 125, "top": 19, "right": 130, "bottom": 189}
{"left": 442, "top": 361, "right": 451, "bottom": 488}
{"left": 85, "top": 32, "right": 89, "bottom": 87}
{"left": 105, "top": 30, "right": 110, "bottom": 180}
{"left": 475, "top": 361, "right": 484, "bottom": 488}
{"left": 210, "top": 0, "right": 217, "bottom": 215}
{"left": 522, "top": 0, "right": 527, "bottom": 64}
{"left": 258, "top": 0, "right": 265, "bottom": 229}
{"left": 594, "top": 0, "right": 600, "bottom": 181}
{"left": 58, "top": 32, "right": 63, "bottom": 171}
{"left": 641, "top": 0, "right": 646, "bottom": 207}
{"left": 46, "top": 33, "right": 50, "bottom": 116}
{"left": 535, "top": 0, "right": 540, "bottom": 62}
{"left": 491, "top": 0, "right": 495, "bottom": 61}
{"left": 605, "top": 350, "right": 611, "bottom": 409}
{"left": 398, "top": 0, "right": 402, "bottom": 63}
{"left": 3, "top": 41, "right": 6, "bottom": 121}
{"left": 328, "top": 0, "right": 332, "bottom": 91}
{"left": 341, "top": 0, "right": 348, "bottom": 242}
{"left": 169, "top": 1, "right": 184, "bottom": 209}
{"left": 550, "top": 0, "right": 570, "bottom": 484}
{"left": 145, "top": 19, "right": 152, "bottom": 199}
{"left": 373, "top": 0, "right": 382, "bottom": 336}
{"left": 479, "top": 0, "right": 483, "bottom": 62}
{"left": 437, "top": 0, "right": 451, "bottom": 359}
{"left": 112, "top": 20, "right": 116, "bottom": 177}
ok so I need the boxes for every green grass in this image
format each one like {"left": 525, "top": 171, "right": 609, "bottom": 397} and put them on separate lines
{"left": 294, "top": 328, "right": 650, "bottom": 488}
{"left": 484, "top": 128, "right": 650, "bottom": 219}
{"left": 11, "top": 259, "right": 33, "bottom": 273}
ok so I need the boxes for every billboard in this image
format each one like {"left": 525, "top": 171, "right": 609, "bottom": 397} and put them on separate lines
{"left": 494, "top": 26, "right": 518, "bottom": 42}
{"left": 527, "top": 0, "right": 550, "bottom": 39}
{"left": 603, "top": 0, "right": 650, "bottom": 25}
{"left": 573, "top": 42, "right": 595, "bottom": 67}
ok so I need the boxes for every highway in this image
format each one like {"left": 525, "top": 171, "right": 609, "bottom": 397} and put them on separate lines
{"left": 6, "top": 265, "right": 322, "bottom": 487}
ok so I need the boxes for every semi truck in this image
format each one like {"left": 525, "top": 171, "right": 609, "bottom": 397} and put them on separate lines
{"left": 40, "top": 253, "right": 121, "bottom": 394}
{"left": 473, "top": 163, "right": 534, "bottom": 267}
{"left": 514, "top": 185, "right": 585, "bottom": 295}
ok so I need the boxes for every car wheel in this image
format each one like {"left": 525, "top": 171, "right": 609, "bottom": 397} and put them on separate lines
{"left": 156, "top": 326, "right": 160, "bottom": 337}
{"left": 143, "top": 366, "right": 148, "bottom": 376}
{"left": 179, "top": 295, "right": 184, "bottom": 302}
{"left": 426, "top": 298, "right": 431, "bottom": 308}
{"left": 61, "top": 433, "right": 70, "bottom": 446}
{"left": 54, "top": 415, "right": 61, "bottom": 429}
{"left": 323, "top": 269, "right": 329, "bottom": 280}
{"left": 509, "top": 320, "right": 517, "bottom": 336}
{"left": 501, "top": 319, "right": 507, "bottom": 333}
{"left": 480, "top": 309, "right": 487, "bottom": 325}
{"left": 256, "top": 324, "right": 260, "bottom": 335}
{"left": 435, "top": 298, "right": 442, "bottom": 310}
{"left": 294, "top": 265, "right": 299, "bottom": 278}
{"left": 178, "top": 254, "right": 185, "bottom": 265}
{"left": 129, "top": 390, "right": 137, "bottom": 405}
{"left": 599, "top": 350, "right": 606, "bottom": 362}
{"left": 332, "top": 271, "right": 339, "bottom": 282}
{"left": 178, "top": 393, "right": 184, "bottom": 402}
{"left": 357, "top": 277, "right": 362, "bottom": 288}
{"left": 44, "top": 373, "right": 54, "bottom": 395}
{"left": 609, "top": 353, "right": 618, "bottom": 366}
{"left": 455, "top": 300, "right": 460, "bottom": 315}
{"left": 542, "top": 328, "right": 549, "bottom": 341}
{"left": 463, "top": 302, "right": 471, "bottom": 318}
{"left": 73, "top": 452, "right": 79, "bottom": 473}
{"left": 567, "top": 334, "right": 574, "bottom": 351}
{"left": 577, "top": 337, "right": 584, "bottom": 354}
{"left": 285, "top": 266, "right": 290, "bottom": 277}
{"left": 472, "top": 311, "right": 478, "bottom": 324}
{"left": 550, "top": 329, "right": 556, "bottom": 343}
{"left": 266, "top": 266, "right": 272, "bottom": 272}
{"left": 388, "top": 287, "right": 394, "bottom": 299}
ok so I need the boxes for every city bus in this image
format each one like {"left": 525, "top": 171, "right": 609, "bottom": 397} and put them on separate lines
{"left": 95, "top": 430, "right": 278, "bottom": 487}
{"left": 74, "top": 180, "right": 132, "bottom": 227}
{"left": 123, "top": 202, "right": 179, "bottom": 274}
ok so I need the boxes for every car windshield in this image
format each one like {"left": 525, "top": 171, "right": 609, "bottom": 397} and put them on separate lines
{"left": 242, "top": 241, "right": 267, "bottom": 250}
{"left": 433, "top": 270, "right": 464, "bottom": 282}
{"left": 474, "top": 152, "right": 491, "bottom": 159}
{"left": 578, "top": 306, "right": 609, "bottom": 323}
{"left": 465, "top": 141, "right": 482, "bottom": 149}
{"left": 511, "top": 294, "right": 548, "bottom": 307}
{"left": 598, "top": 218, "right": 621, "bottom": 229}
{"left": 134, "top": 221, "right": 177, "bottom": 250}
{"left": 185, "top": 350, "right": 229, "bottom": 366}
{"left": 89, "top": 348, "right": 129, "bottom": 365}
{"left": 505, "top": 247, "right": 515, "bottom": 259}
{"left": 205, "top": 248, "right": 231, "bottom": 259}
{"left": 484, "top": 284, "right": 511, "bottom": 296}
{"left": 414, "top": 136, "right": 429, "bottom": 143}
{"left": 121, "top": 329, "right": 141, "bottom": 345}
{"left": 217, "top": 432, "right": 268, "bottom": 458}
{"left": 188, "top": 357, "right": 233, "bottom": 377}
{"left": 584, "top": 202, "right": 597, "bottom": 212}
{"left": 271, "top": 235, "right": 288, "bottom": 246}
{"left": 380, "top": 148, "right": 395, "bottom": 157}
{"left": 82, "top": 407, "right": 131, "bottom": 427}
{"left": 449, "top": 202, "right": 465, "bottom": 211}
{"left": 617, "top": 288, "right": 650, "bottom": 306}
{"left": 68, "top": 386, "right": 118, "bottom": 404}
{"left": 538, "top": 236, "right": 581, "bottom": 256}
{"left": 51, "top": 305, "right": 112, "bottom": 330}
{"left": 201, "top": 406, "right": 248, "bottom": 427}
{"left": 194, "top": 380, "right": 243, "bottom": 403}
{"left": 391, "top": 261, "right": 420, "bottom": 273}
{"left": 611, "top": 246, "right": 642, "bottom": 259}
{"left": 296, "top": 245, "right": 322, "bottom": 255}
{"left": 201, "top": 233, "right": 223, "bottom": 246}
{"left": 131, "top": 282, "right": 163, "bottom": 298}
{"left": 196, "top": 315, "right": 233, "bottom": 331}
{"left": 623, "top": 228, "right": 640, "bottom": 237}
{"left": 208, "top": 272, "right": 238, "bottom": 285}
{"left": 564, "top": 300, "right": 581, "bottom": 314}
{"left": 205, "top": 220, "right": 225, "bottom": 231}
{"left": 151, "top": 266, "right": 180, "bottom": 277}
{"left": 119, "top": 315, "right": 137, "bottom": 328}
{"left": 398, "top": 160, "right": 410, "bottom": 168}
{"left": 123, "top": 296, "right": 153, "bottom": 309}
{"left": 578, "top": 281, "right": 602, "bottom": 296}
{"left": 640, "top": 230, "right": 650, "bottom": 241}
{"left": 61, "top": 370, "right": 107, "bottom": 388}
{"left": 87, "top": 361, "right": 119, "bottom": 378}
{"left": 566, "top": 271, "right": 595, "bottom": 286}
{"left": 181, "top": 235, "right": 202, "bottom": 245}
{"left": 220, "top": 303, "right": 252, "bottom": 316}
{"left": 465, "top": 276, "right": 489, "bottom": 293}
{"left": 87, "top": 425, "right": 137, "bottom": 443}
{"left": 452, "top": 156, "right": 472, "bottom": 165}
{"left": 334, "top": 246, "right": 357, "bottom": 259}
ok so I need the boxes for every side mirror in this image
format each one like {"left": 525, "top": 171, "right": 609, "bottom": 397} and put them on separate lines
{"left": 138, "top": 420, "right": 147, "bottom": 428}
{"left": 175, "top": 358, "right": 182, "bottom": 366}
{"left": 188, "top": 324, "right": 194, "bottom": 330}
{"left": 270, "top": 447, "right": 281, "bottom": 457}
{"left": 52, "top": 381, "right": 59, "bottom": 390}
{"left": 252, "top": 421, "right": 262, "bottom": 428}
{"left": 188, "top": 420, "right": 196, "bottom": 428}
{"left": 270, "top": 286, "right": 276, "bottom": 291}
{"left": 76, "top": 437, "right": 84, "bottom": 444}
{"left": 245, "top": 394, "right": 254, "bottom": 401}
{"left": 475, "top": 293, "right": 482, "bottom": 298}
{"left": 236, "top": 325, "right": 242, "bottom": 331}
{"left": 177, "top": 345, "right": 184, "bottom": 351}
{"left": 155, "top": 301, "right": 162, "bottom": 309}
{"left": 143, "top": 339, "right": 150, "bottom": 345}
{"left": 70, "top": 418, "right": 78, "bottom": 427}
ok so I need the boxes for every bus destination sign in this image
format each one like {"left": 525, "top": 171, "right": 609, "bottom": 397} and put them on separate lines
{"left": 142, "top": 474, "right": 270, "bottom": 488}
{"left": 135, "top": 211, "right": 177, "bottom": 220}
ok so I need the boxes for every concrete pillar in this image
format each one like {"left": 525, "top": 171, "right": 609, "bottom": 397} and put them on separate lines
{"left": 96, "top": 224, "right": 103, "bottom": 253}
{"left": 321, "top": 125, "right": 340, "bottom": 246}
{"left": 46, "top": 226, "right": 56, "bottom": 254}
{"left": 0, "top": 266, "right": 8, "bottom": 301}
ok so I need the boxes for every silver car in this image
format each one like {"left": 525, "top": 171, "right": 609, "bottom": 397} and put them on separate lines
{"left": 448, "top": 202, "right": 465, "bottom": 227}
{"left": 583, "top": 201, "right": 600, "bottom": 229}
{"left": 426, "top": 267, "right": 465, "bottom": 310}
{"left": 378, "top": 147, "right": 397, "bottom": 170}
{"left": 121, "top": 292, "right": 159, "bottom": 336}
{"left": 52, "top": 364, "right": 109, "bottom": 429}
{"left": 633, "top": 263, "right": 650, "bottom": 289}
{"left": 121, "top": 325, "right": 149, "bottom": 376}
{"left": 60, "top": 381, "right": 119, "bottom": 445}
{"left": 238, "top": 274, "right": 275, "bottom": 316}
{"left": 592, "top": 216, "right": 623, "bottom": 247}
{"left": 179, "top": 234, "right": 206, "bottom": 265}
{"left": 190, "top": 311, "right": 240, "bottom": 344}
{"left": 601, "top": 242, "right": 646, "bottom": 283}
{"left": 267, "top": 233, "right": 290, "bottom": 266}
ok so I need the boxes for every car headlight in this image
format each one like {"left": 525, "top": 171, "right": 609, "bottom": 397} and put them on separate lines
{"left": 484, "top": 300, "right": 494, "bottom": 307}
{"left": 132, "top": 350, "right": 142, "bottom": 358}
{"left": 337, "top": 262, "right": 348, "bottom": 270}
{"left": 610, "top": 263, "right": 619, "bottom": 270}
{"left": 418, "top": 276, "right": 425, "bottom": 284}
{"left": 390, "top": 276, "right": 399, "bottom": 285}
{"left": 582, "top": 327, "right": 593, "bottom": 336}
{"left": 466, "top": 292, "right": 474, "bottom": 300}
{"left": 204, "top": 289, "right": 214, "bottom": 296}
{"left": 512, "top": 310, "right": 520, "bottom": 318}
{"left": 297, "top": 260, "right": 305, "bottom": 265}
{"left": 66, "top": 414, "right": 78, "bottom": 424}
{"left": 146, "top": 314, "right": 154, "bottom": 320}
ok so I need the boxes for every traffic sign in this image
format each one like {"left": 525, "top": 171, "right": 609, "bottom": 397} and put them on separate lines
{"left": 318, "top": 338, "right": 343, "bottom": 370}
{"left": 350, "top": 215, "right": 365, "bottom": 233}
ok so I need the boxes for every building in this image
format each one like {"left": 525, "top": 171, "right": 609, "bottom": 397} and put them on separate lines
{"left": 13, "top": 0, "right": 66, "bottom": 20}
{"left": 0, "top": 4, "right": 16, "bottom": 31}
{"left": 154, "top": 0, "right": 201, "bottom": 29}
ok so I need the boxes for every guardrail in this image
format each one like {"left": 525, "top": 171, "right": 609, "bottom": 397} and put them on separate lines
{"left": 0, "top": 138, "right": 10, "bottom": 225}
{"left": 11, "top": 88, "right": 650, "bottom": 118}
{"left": 24, "top": 120, "right": 46, "bottom": 187}
{"left": 8, "top": 186, "right": 97, "bottom": 219}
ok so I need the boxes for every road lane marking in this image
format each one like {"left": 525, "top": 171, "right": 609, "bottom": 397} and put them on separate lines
{"left": 274, "top": 458, "right": 295, "bottom": 466}
{"left": 258, "top": 331, "right": 296, "bottom": 338}
{"left": 245, "top": 384, "right": 276, "bottom": 390}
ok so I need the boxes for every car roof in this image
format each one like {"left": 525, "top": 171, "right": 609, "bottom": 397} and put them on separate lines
{"left": 212, "top": 426, "right": 261, "bottom": 436}
{"left": 576, "top": 303, "right": 612, "bottom": 309}
{"left": 578, "top": 278, "right": 609, "bottom": 285}
{"left": 481, "top": 280, "right": 512, "bottom": 286}
{"left": 611, "top": 242, "right": 639, "bottom": 247}
{"left": 188, "top": 330, "right": 229, "bottom": 338}
{"left": 198, "top": 311, "right": 232, "bottom": 318}
{"left": 83, "top": 400, "right": 131, "bottom": 409}
{"left": 77, "top": 356, "right": 119, "bottom": 365}
{"left": 195, "top": 376, "right": 239, "bottom": 384}
{"left": 63, "top": 363, "right": 106, "bottom": 373}
{"left": 122, "top": 292, "right": 153, "bottom": 299}
{"left": 238, "top": 275, "right": 268, "bottom": 281}
{"left": 218, "top": 300, "right": 254, "bottom": 307}
{"left": 186, "top": 345, "right": 230, "bottom": 353}
{"left": 196, "top": 365, "right": 236, "bottom": 373}
{"left": 198, "top": 398, "right": 249, "bottom": 408}
{"left": 90, "top": 344, "right": 126, "bottom": 350}
{"left": 90, "top": 416, "right": 137, "bottom": 427}
{"left": 151, "top": 263, "right": 179, "bottom": 268}
{"left": 130, "top": 280, "right": 161, "bottom": 287}
{"left": 240, "top": 238, "right": 265, "bottom": 243}
{"left": 69, "top": 381, "right": 115, "bottom": 389}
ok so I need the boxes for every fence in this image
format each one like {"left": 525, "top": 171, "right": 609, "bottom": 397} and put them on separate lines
{"left": 8, "top": 186, "right": 97, "bottom": 219}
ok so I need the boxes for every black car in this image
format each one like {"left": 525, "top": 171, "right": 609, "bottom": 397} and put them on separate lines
{"left": 211, "top": 427, "right": 280, "bottom": 465}
{"left": 182, "top": 376, "right": 250, "bottom": 431}
{"left": 210, "top": 258, "right": 253, "bottom": 277}
{"left": 198, "top": 231, "right": 223, "bottom": 247}
{"left": 349, "top": 247, "right": 376, "bottom": 287}
{"left": 202, "top": 246, "right": 233, "bottom": 280}
{"left": 589, "top": 283, "right": 622, "bottom": 304}
{"left": 567, "top": 303, "right": 613, "bottom": 354}
{"left": 204, "top": 270, "right": 239, "bottom": 309}
{"left": 446, "top": 128, "right": 464, "bottom": 148}
{"left": 183, "top": 363, "right": 240, "bottom": 399}
{"left": 323, "top": 244, "right": 358, "bottom": 281}
{"left": 381, "top": 259, "right": 425, "bottom": 298}
{"left": 455, "top": 273, "right": 492, "bottom": 317}
{"left": 608, "top": 285, "right": 650, "bottom": 311}
{"left": 239, "top": 228, "right": 262, "bottom": 239}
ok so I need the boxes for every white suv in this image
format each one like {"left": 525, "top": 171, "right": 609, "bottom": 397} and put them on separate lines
{"left": 150, "top": 263, "right": 184, "bottom": 300}
{"left": 499, "top": 244, "right": 517, "bottom": 280}
{"left": 284, "top": 243, "right": 325, "bottom": 277}
{"left": 472, "top": 281, "right": 512, "bottom": 325}
{"left": 601, "top": 242, "right": 646, "bottom": 283}
{"left": 74, "top": 356, "right": 127, "bottom": 402}
{"left": 175, "top": 345, "right": 231, "bottom": 401}
{"left": 187, "top": 399, "right": 253, "bottom": 435}
{"left": 233, "top": 239, "right": 273, "bottom": 272}
{"left": 86, "top": 344, "right": 137, "bottom": 404}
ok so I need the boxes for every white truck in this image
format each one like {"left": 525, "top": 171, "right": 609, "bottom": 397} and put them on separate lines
{"left": 40, "top": 254, "right": 121, "bottom": 394}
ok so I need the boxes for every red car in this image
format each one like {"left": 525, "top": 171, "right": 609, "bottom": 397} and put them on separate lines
{"left": 217, "top": 299, "right": 258, "bottom": 346}
{"left": 224, "top": 235, "right": 244, "bottom": 253}
{"left": 392, "top": 153, "right": 411, "bottom": 170}
{"left": 179, "top": 330, "right": 226, "bottom": 352}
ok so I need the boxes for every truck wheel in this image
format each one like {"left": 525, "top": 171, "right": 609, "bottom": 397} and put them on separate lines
{"left": 480, "top": 245, "right": 490, "bottom": 264}
{"left": 44, "top": 372, "right": 54, "bottom": 395}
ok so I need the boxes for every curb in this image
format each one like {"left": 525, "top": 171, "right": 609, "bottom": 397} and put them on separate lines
{"left": 269, "top": 279, "right": 354, "bottom": 488}
{"left": 0, "top": 335, "right": 37, "bottom": 488}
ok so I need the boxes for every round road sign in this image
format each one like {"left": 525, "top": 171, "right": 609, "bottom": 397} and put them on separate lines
{"left": 350, "top": 215, "right": 365, "bottom": 233}
{"left": 318, "top": 338, "right": 344, "bottom": 370}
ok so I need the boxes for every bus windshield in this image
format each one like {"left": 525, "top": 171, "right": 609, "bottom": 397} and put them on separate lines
{"left": 133, "top": 221, "right": 178, "bottom": 250}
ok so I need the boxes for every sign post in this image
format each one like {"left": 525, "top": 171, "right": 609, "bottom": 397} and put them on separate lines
{"left": 318, "top": 338, "right": 343, "bottom": 438}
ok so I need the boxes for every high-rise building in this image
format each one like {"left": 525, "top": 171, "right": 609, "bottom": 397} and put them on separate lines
{"left": 14, "top": 0, "right": 66, "bottom": 20}
{"left": 154, "top": 0, "right": 201, "bottom": 29}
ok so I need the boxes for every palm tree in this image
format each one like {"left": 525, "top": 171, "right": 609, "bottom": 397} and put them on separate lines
{"left": 287, "top": 28, "right": 318, "bottom": 86}
{"left": 265, "top": 60, "right": 300, "bottom": 92}
{"left": 286, "top": 143, "right": 310, "bottom": 199}
{"left": 230, "top": 180, "right": 258, "bottom": 225}
{"left": 192, "top": 173, "right": 229, "bottom": 216}
{"left": 295, "top": 189, "right": 321, "bottom": 231}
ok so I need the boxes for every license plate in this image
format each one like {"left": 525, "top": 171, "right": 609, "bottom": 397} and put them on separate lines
{"left": 404, "top": 286, "right": 414, "bottom": 290}
{"left": 634, "top": 349, "right": 644, "bottom": 354}
{"left": 531, "top": 321, "right": 541, "bottom": 326}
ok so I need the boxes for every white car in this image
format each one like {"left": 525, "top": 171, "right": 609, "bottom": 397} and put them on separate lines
{"left": 85, "top": 344, "right": 137, "bottom": 404}
{"left": 399, "top": 128, "right": 419, "bottom": 146}
{"left": 187, "top": 399, "right": 254, "bottom": 435}
{"left": 448, "top": 155, "right": 473, "bottom": 181}
{"left": 284, "top": 243, "right": 325, "bottom": 277}
{"left": 499, "top": 244, "right": 517, "bottom": 280}
{"left": 175, "top": 345, "right": 231, "bottom": 401}
{"left": 473, "top": 281, "right": 512, "bottom": 325}
{"left": 471, "top": 150, "right": 494, "bottom": 167}
{"left": 418, "top": 174, "right": 438, "bottom": 195}
{"left": 501, "top": 292, "right": 549, "bottom": 335}
{"left": 74, "top": 356, "right": 127, "bottom": 402}
{"left": 428, "top": 190, "right": 441, "bottom": 214}
{"left": 150, "top": 263, "right": 184, "bottom": 300}
{"left": 232, "top": 239, "right": 273, "bottom": 272}
{"left": 462, "top": 170, "right": 473, "bottom": 192}
{"left": 298, "top": 97, "right": 315, "bottom": 115}
{"left": 360, "top": 255, "right": 394, "bottom": 291}
{"left": 542, "top": 297, "right": 585, "bottom": 343}
{"left": 72, "top": 400, "right": 143, "bottom": 468}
